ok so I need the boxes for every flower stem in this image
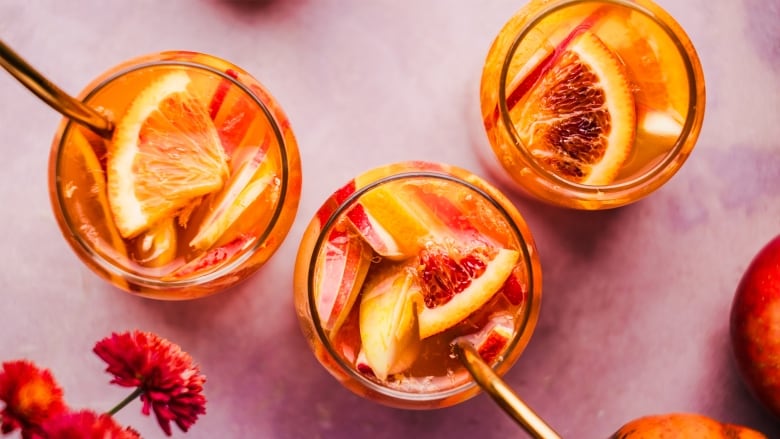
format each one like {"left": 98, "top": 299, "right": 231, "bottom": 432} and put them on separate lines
{"left": 107, "top": 387, "right": 143, "bottom": 415}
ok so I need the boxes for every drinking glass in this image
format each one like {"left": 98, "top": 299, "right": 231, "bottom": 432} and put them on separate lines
{"left": 48, "top": 51, "right": 302, "bottom": 299}
{"left": 479, "top": 0, "right": 706, "bottom": 209}
{"left": 293, "top": 161, "right": 542, "bottom": 409}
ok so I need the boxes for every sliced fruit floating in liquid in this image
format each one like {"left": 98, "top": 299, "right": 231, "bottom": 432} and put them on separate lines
{"left": 107, "top": 70, "right": 229, "bottom": 239}
{"left": 510, "top": 29, "right": 636, "bottom": 185}
{"left": 359, "top": 264, "right": 422, "bottom": 381}
{"left": 314, "top": 218, "right": 373, "bottom": 339}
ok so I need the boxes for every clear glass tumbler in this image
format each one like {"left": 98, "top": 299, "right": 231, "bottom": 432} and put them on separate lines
{"left": 293, "top": 161, "right": 542, "bottom": 409}
{"left": 479, "top": 0, "right": 706, "bottom": 209}
{"left": 49, "top": 51, "right": 302, "bottom": 299}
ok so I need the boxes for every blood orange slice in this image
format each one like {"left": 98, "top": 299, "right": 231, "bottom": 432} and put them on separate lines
{"left": 417, "top": 246, "right": 519, "bottom": 339}
{"left": 512, "top": 30, "right": 635, "bottom": 185}
{"left": 108, "top": 71, "right": 229, "bottom": 238}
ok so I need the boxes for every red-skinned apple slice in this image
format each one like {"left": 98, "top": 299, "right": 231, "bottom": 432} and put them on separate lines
{"left": 332, "top": 180, "right": 422, "bottom": 259}
{"left": 189, "top": 135, "right": 273, "bottom": 250}
{"left": 359, "top": 266, "right": 422, "bottom": 381}
{"left": 453, "top": 313, "right": 514, "bottom": 365}
{"left": 170, "top": 234, "right": 255, "bottom": 278}
{"left": 314, "top": 220, "right": 373, "bottom": 338}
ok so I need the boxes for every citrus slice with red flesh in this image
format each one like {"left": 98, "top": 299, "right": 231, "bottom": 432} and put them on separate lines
{"left": 314, "top": 219, "right": 373, "bottom": 339}
{"left": 108, "top": 71, "right": 229, "bottom": 239}
{"left": 417, "top": 247, "right": 519, "bottom": 339}
{"left": 511, "top": 30, "right": 635, "bottom": 185}
{"left": 359, "top": 266, "right": 422, "bottom": 381}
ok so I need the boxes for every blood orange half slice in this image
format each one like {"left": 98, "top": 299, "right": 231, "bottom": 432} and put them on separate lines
{"left": 108, "top": 71, "right": 229, "bottom": 238}
{"left": 417, "top": 246, "right": 519, "bottom": 339}
{"left": 512, "top": 30, "right": 635, "bottom": 185}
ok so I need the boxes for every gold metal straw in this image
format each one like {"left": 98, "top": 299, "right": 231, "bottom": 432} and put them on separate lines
{"left": 454, "top": 339, "right": 562, "bottom": 439}
{"left": 0, "top": 39, "right": 113, "bottom": 139}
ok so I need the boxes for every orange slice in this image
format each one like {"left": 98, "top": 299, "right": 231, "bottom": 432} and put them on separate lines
{"left": 108, "top": 71, "right": 229, "bottom": 239}
{"left": 512, "top": 30, "right": 635, "bottom": 185}
{"left": 66, "top": 127, "right": 126, "bottom": 258}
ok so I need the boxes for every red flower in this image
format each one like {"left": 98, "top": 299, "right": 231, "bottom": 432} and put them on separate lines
{"left": 93, "top": 331, "right": 206, "bottom": 436}
{"left": 0, "top": 361, "right": 66, "bottom": 438}
{"left": 35, "top": 410, "right": 140, "bottom": 439}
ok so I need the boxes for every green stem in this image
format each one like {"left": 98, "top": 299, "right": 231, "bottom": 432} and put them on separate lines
{"left": 107, "top": 387, "right": 144, "bottom": 416}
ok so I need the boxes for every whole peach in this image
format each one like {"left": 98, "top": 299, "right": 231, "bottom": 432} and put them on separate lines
{"left": 731, "top": 235, "right": 780, "bottom": 417}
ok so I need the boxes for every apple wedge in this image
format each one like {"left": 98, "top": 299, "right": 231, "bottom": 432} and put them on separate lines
{"left": 359, "top": 267, "right": 422, "bottom": 381}
{"left": 189, "top": 135, "right": 274, "bottom": 250}
{"left": 453, "top": 313, "right": 515, "bottom": 365}
{"left": 314, "top": 220, "right": 373, "bottom": 338}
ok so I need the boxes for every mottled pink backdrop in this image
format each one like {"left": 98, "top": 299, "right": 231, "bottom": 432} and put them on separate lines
{"left": 0, "top": 0, "right": 777, "bottom": 437}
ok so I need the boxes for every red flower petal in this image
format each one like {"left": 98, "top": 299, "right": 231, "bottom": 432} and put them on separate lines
{"left": 94, "top": 331, "right": 207, "bottom": 436}
{"left": 35, "top": 410, "right": 140, "bottom": 439}
{"left": 0, "top": 360, "right": 66, "bottom": 437}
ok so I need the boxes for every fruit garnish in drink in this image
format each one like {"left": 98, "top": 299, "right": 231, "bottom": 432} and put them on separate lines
{"left": 108, "top": 70, "right": 229, "bottom": 239}
{"left": 189, "top": 135, "right": 275, "bottom": 250}
{"left": 452, "top": 313, "right": 514, "bottom": 365}
{"left": 333, "top": 179, "right": 430, "bottom": 260}
{"left": 359, "top": 266, "right": 423, "bottom": 381}
{"left": 314, "top": 219, "right": 373, "bottom": 338}
{"left": 64, "top": 127, "right": 127, "bottom": 258}
{"left": 131, "top": 218, "right": 177, "bottom": 267}
{"left": 417, "top": 245, "right": 519, "bottom": 339}
{"left": 169, "top": 234, "right": 255, "bottom": 279}
{"left": 510, "top": 29, "right": 635, "bottom": 185}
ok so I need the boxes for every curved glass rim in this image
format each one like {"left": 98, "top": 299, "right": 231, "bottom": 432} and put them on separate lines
{"left": 306, "top": 169, "right": 539, "bottom": 402}
{"left": 497, "top": 0, "right": 702, "bottom": 193}
{"left": 53, "top": 57, "right": 291, "bottom": 289}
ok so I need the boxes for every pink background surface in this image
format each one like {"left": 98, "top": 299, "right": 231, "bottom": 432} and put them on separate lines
{"left": 1, "top": 0, "right": 778, "bottom": 437}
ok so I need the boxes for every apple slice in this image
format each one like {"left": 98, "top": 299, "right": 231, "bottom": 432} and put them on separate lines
{"left": 133, "top": 217, "right": 177, "bottom": 267}
{"left": 170, "top": 234, "right": 255, "bottom": 278}
{"left": 189, "top": 135, "right": 273, "bottom": 250}
{"left": 359, "top": 267, "right": 422, "bottom": 380}
{"left": 314, "top": 221, "right": 373, "bottom": 338}
{"left": 453, "top": 313, "right": 515, "bottom": 365}
{"left": 333, "top": 180, "right": 427, "bottom": 260}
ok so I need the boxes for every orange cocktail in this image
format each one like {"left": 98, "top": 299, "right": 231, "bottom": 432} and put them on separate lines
{"left": 294, "top": 161, "right": 541, "bottom": 409}
{"left": 479, "top": 0, "right": 705, "bottom": 209}
{"left": 49, "top": 51, "right": 301, "bottom": 299}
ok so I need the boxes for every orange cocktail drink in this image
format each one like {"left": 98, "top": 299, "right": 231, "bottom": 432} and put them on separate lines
{"left": 294, "top": 162, "right": 542, "bottom": 409}
{"left": 479, "top": 0, "right": 705, "bottom": 209}
{"left": 49, "top": 51, "right": 301, "bottom": 299}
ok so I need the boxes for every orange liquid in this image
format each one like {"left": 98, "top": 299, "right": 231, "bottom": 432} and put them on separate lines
{"left": 293, "top": 162, "right": 541, "bottom": 408}
{"left": 49, "top": 52, "right": 302, "bottom": 298}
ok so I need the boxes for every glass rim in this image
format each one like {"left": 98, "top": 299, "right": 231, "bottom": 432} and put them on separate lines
{"left": 52, "top": 56, "right": 292, "bottom": 289}
{"left": 306, "top": 169, "right": 540, "bottom": 402}
{"left": 497, "top": 0, "right": 704, "bottom": 194}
